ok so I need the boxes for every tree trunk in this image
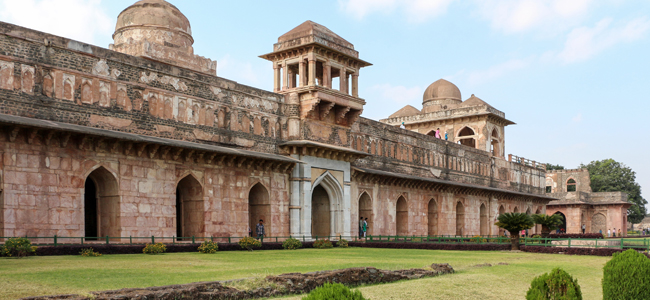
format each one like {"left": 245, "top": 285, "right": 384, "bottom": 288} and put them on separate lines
{"left": 510, "top": 233, "right": 520, "bottom": 250}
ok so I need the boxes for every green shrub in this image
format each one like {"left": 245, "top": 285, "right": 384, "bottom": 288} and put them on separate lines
{"left": 602, "top": 249, "right": 650, "bottom": 300}
{"left": 526, "top": 268, "right": 582, "bottom": 300}
{"left": 302, "top": 283, "right": 366, "bottom": 300}
{"left": 470, "top": 235, "right": 487, "bottom": 243}
{"left": 336, "top": 239, "right": 349, "bottom": 248}
{"left": 313, "top": 239, "right": 333, "bottom": 249}
{"left": 198, "top": 241, "right": 219, "bottom": 254}
{"left": 282, "top": 238, "right": 303, "bottom": 250}
{"left": 1, "top": 237, "right": 36, "bottom": 258}
{"left": 142, "top": 243, "right": 166, "bottom": 255}
{"left": 238, "top": 237, "right": 262, "bottom": 251}
{"left": 79, "top": 248, "right": 102, "bottom": 257}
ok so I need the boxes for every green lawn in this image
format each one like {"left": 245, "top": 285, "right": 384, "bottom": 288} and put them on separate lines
{"left": 0, "top": 248, "right": 609, "bottom": 300}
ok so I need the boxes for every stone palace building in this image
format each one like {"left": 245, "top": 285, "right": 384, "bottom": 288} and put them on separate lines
{"left": 0, "top": 0, "right": 557, "bottom": 240}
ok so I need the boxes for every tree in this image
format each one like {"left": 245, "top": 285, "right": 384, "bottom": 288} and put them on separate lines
{"left": 546, "top": 164, "right": 565, "bottom": 171}
{"left": 580, "top": 159, "right": 647, "bottom": 223}
{"left": 532, "top": 214, "right": 564, "bottom": 238}
{"left": 495, "top": 213, "right": 535, "bottom": 250}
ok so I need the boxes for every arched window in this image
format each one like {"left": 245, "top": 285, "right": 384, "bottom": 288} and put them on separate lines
{"left": 490, "top": 129, "right": 501, "bottom": 157}
{"left": 567, "top": 179, "right": 577, "bottom": 192}
{"left": 457, "top": 127, "right": 476, "bottom": 148}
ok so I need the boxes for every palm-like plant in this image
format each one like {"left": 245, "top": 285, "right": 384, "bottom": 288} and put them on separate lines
{"left": 531, "top": 214, "right": 564, "bottom": 238}
{"left": 495, "top": 213, "right": 535, "bottom": 250}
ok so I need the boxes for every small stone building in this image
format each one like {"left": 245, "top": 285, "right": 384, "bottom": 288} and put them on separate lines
{"left": 545, "top": 169, "right": 631, "bottom": 235}
{"left": 0, "top": 0, "right": 553, "bottom": 241}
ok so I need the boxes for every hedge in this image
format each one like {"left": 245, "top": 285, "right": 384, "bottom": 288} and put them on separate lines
{"left": 521, "top": 246, "right": 650, "bottom": 257}
{"left": 348, "top": 242, "right": 510, "bottom": 251}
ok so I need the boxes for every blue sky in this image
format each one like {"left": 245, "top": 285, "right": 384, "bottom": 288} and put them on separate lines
{"left": 1, "top": 0, "right": 648, "bottom": 208}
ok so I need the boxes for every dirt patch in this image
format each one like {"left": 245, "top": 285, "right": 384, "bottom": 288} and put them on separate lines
{"left": 23, "top": 264, "right": 455, "bottom": 300}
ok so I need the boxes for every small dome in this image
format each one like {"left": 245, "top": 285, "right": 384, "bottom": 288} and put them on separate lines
{"left": 423, "top": 79, "right": 461, "bottom": 102}
{"left": 115, "top": 0, "right": 192, "bottom": 42}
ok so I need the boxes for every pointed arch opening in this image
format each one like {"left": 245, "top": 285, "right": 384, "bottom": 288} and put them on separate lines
{"left": 553, "top": 212, "right": 567, "bottom": 233}
{"left": 84, "top": 167, "right": 120, "bottom": 239}
{"left": 491, "top": 129, "right": 501, "bottom": 157}
{"left": 249, "top": 183, "right": 271, "bottom": 237}
{"left": 311, "top": 172, "right": 344, "bottom": 238}
{"left": 456, "top": 201, "right": 465, "bottom": 236}
{"left": 480, "top": 203, "right": 488, "bottom": 236}
{"left": 567, "top": 178, "right": 577, "bottom": 192}
{"left": 427, "top": 199, "right": 438, "bottom": 236}
{"left": 592, "top": 213, "right": 606, "bottom": 234}
{"left": 498, "top": 205, "right": 506, "bottom": 236}
{"left": 513, "top": 206, "right": 519, "bottom": 213}
{"left": 396, "top": 196, "right": 408, "bottom": 236}
{"left": 358, "top": 192, "right": 372, "bottom": 236}
{"left": 457, "top": 127, "right": 476, "bottom": 148}
{"left": 176, "top": 175, "right": 204, "bottom": 239}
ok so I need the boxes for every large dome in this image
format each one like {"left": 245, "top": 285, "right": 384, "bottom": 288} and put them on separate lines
{"left": 423, "top": 79, "right": 461, "bottom": 102}
{"left": 114, "top": 0, "right": 193, "bottom": 44}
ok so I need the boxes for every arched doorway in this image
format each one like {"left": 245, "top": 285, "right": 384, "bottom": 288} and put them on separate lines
{"left": 249, "top": 183, "right": 270, "bottom": 237}
{"left": 534, "top": 208, "right": 542, "bottom": 234}
{"left": 427, "top": 199, "right": 438, "bottom": 236}
{"left": 498, "top": 205, "right": 505, "bottom": 236}
{"left": 358, "top": 192, "right": 372, "bottom": 236}
{"left": 480, "top": 203, "right": 488, "bottom": 236}
{"left": 84, "top": 167, "right": 120, "bottom": 239}
{"left": 176, "top": 175, "right": 204, "bottom": 238}
{"left": 458, "top": 127, "right": 476, "bottom": 148}
{"left": 456, "top": 201, "right": 465, "bottom": 236}
{"left": 553, "top": 212, "right": 567, "bottom": 233}
{"left": 592, "top": 213, "right": 606, "bottom": 234}
{"left": 513, "top": 206, "right": 519, "bottom": 213}
{"left": 396, "top": 196, "right": 408, "bottom": 236}
{"left": 312, "top": 185, "right": 331, "bottom": 238}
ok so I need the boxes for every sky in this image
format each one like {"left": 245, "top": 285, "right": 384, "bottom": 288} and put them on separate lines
{"left": 1, "top": 0, "right": 648, "bottom": 209}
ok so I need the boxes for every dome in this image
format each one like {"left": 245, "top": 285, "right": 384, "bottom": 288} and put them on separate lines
{"left": 114, "top": 0, "right": 193, "bottom": 44}
{"left": 423, "top": 79, "right": 461, "bottom": 102}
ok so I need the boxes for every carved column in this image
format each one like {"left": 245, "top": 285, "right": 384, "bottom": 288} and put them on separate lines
{"left": 351, "top": 70, "right": 359, "bottom": 97}
{"left": 288, "top": 68, "right": 294, "bottom": 89}
{"left": 308, "top": 55, "right": 316, "bottom": 86}
{"left": 324, "top": 62, "right": 332, "bottom": 88}
{"left": 282, "top": 61, "right": 289, "bottom": 91}
{"left": 339, "top": 69, "right": 347, "bottom": 94}
{"left": 273, "top": 64, "right": 281, "bottom": 92}
{"left": 299, "top": 60, "right": 306, "bottom": 87}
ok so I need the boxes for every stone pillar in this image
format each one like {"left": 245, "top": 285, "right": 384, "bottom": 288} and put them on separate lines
{"left": 299, "top": 60, "right": 306, "bottom": 87}
{"left": 324, "top": 62, "right": 331, "bottom": 88}
{"left": 288, "top": 68, "right": 294, "bottom": 89}
{"left": 282, "top": 62, "right": 289, "bottom": 91}
{"left": 273, "top": 64, "right": 281, "bottom": 92}
{"left": 340, "top": 69, "right": 347, "bottom": 94}
{"left": 308, "top": 57, "right": 316, "bottom": 86}
{"left": 351, "top": 71, "right": 359, "bottom": 97}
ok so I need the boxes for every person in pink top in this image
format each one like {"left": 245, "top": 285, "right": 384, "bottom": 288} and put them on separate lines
{"left": 435, "top": 128, "right": 441, "bottom": 139}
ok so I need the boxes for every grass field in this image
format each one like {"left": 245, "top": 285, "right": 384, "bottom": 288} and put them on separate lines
{"left": 0, "top": 248, "right": 609, "bottom": 300}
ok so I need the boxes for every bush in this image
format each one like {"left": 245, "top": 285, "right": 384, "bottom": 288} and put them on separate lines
{"left": 548, "top": 233, "right": 603, "bottom": 239}
{"left": 238, "top": 237, "right": 262, "bottom": 251}
{"left": 79, "top": 248, "right": 102, "bottom": 257}
{"left": 337, "top": 239, "right": 349, "bottom": 248}
{"left": 1, "top": 237, "right": 36, "bottom": 258}
{"left": 282, "top": 238, "right": 303, "bottom": 250}
{"left": 314, "top": 239, "right": 333, "bottom": 249}
{"left": 198, "top": 241, "right": 219, "bottom": 254}
{"left": 526, "top": 268, "right": 582, "bottom": 300}
{"left": 348, "top": 242, "right": 510, "bottom": 251}
{"left": 302, "top": 283, "right": 366, "bottom": 300}
{"left": 470, "top": 236, "right": 487, "bottom": 243}
{"left": 143, "top": 243, "right": 166, "bottom": 255}
{"left": 602, "top": 249, "right": 650, "bottom": 300}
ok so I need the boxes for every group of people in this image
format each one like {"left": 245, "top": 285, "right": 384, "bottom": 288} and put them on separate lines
{"left": 359, "top": 217, "right": 369, "bottom": 237}
{"left": 606, "top": 228, "right": 622, "bottom": 237}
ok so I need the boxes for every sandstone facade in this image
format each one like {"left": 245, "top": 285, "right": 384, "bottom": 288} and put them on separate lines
{"left": 0, "top": 0, "right": 552, "bottom": 241}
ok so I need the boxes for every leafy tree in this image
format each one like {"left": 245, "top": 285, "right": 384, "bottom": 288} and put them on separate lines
{"left": 545, "top": 164, "right": 565, "bottom": 171}
{"left": 532, "top": 214, "right": 564, "bottom": 238}
{"left": 580, "top": 159, "right": 647, "bottom": 223}
{"left": 495, "top": 213, "right": 535, "bottom": 250}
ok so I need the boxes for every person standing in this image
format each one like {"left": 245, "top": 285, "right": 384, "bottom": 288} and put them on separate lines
{"left": 613, "top": 227, "right": 616, "bottom": 237}
{"left": 248, "top": 227, "right": 252, "bottom": 237}
{"left": 581, "top": 224, "right": 586, "bottom": 234}
{"left": 359, "top": 217, "right": 364, "bottom": 237}
{"left": 435, "top": 128, "right": 441, "bottom": 139}
{"left": 607, "top": 228, "right": 611, "bottom": 237}
{"left": 363, "top": 218, "right": 368, "bottom": 237}
{"left": 444, "top": 131, "right": 448, "bottom": 141}
{"left": 256, "top": 219, "right": 265, "bottom": 240}
{"left": 618, "top": 229, "right": 622, "bottom": 237}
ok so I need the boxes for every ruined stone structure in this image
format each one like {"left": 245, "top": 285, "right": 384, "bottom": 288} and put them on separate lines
{"left": 0, "top": 0, "right": 552, "bottom": 241}
{"left": 545, "top": 169, "right": 631, "bottom": 235}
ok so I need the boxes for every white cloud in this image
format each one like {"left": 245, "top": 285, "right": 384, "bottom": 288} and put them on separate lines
{"left": 339, "top": 0, "right": 454, "bottom": 22}
{"left": 0, "top": 0, "right": 112, "bottom": 45}
{"left": 370, "top": 84, "right": 421, "bottom": 104}
{"left": 474, "top": 0, "right": 593, "bottom": 35}
{"left": 572, "top": 113, "right": 583, "bottom": 122}
{"left": 558, "top": 17, "right": 650, "bottom": 63}
{"left": 466, "top": 58, "right": 531, "bottom": 85}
